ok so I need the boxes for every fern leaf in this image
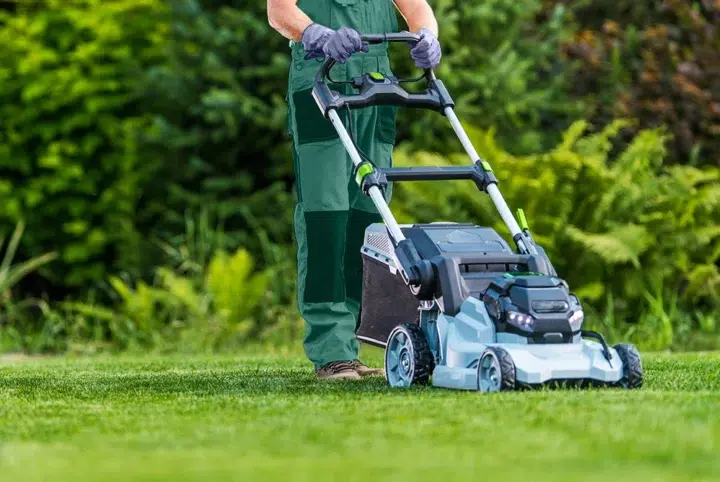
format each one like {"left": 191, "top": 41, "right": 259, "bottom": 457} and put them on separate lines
{"left": 565, "top": 224, "right": 653, "bottom": 268}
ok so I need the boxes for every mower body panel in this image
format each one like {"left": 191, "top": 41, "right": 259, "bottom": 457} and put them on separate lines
{"left": 429, "top": 297, "right": 623, "bottom": 390}
{"left": 358, "top": 222, "right": 632, "bottom": 391}
{"left": 357, "top": 222, "right": 525, "bottom": 344}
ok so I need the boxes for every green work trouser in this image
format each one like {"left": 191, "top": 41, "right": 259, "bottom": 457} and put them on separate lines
{"left": 287, "top": 49, "right": 396, "bottom": 369}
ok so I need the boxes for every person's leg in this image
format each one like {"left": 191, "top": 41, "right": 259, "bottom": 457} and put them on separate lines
{"left": 290, "top": 86, "right": 360, "bottom": 375}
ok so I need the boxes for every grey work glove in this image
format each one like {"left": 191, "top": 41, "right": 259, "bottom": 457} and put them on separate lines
{"left": 302, "top": 24, "right": 368, "bottom": 63}
{"left": 410, "top": 28, "right": 442, "bottom": 69}
{"left": 322, "top": 27, "right": 368, "bottom": 63}
{"left": 301, "top": 23, "right": 334, "bottom": 59}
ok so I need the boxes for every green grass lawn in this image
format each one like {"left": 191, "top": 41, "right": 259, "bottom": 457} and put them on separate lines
{"left": 1, "top": 349, "right": 719, "bottom": 482}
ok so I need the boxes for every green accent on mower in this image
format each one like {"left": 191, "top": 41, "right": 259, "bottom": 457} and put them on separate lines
{"left": 355, "top": 163, "right": 374, "bottom": 185}
{"left": 516, "top": 208, "right": 529, "bottom": 231}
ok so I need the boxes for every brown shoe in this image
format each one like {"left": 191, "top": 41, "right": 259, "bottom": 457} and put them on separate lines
{"left": 352, "top": 360, "right": 385, "bottom": 377}
{"left": 316, "top": 361, "right": 361, "bottom": 380}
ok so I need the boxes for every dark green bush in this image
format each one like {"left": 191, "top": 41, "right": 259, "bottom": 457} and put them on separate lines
{"left": 559, "top": 0, "right": 720, "bottom": 166}
{"left": 0, "top": 0, "right": 297, "bottom": 296}
{"left": 0, "top": 0, "right": 167, "bottom": 288}
{"left": 139, "top": 0, "right": 295, "bottom": 253}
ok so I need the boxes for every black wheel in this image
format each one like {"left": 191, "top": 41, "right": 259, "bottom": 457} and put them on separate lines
{"left": 477, "top": 347, "right": 516, "bottom": 392}
{"left": 385, "top": 323, "right": 434, "bottom": 388}
{"left": 614, "top": 343, "right": 643, "bottom": 389}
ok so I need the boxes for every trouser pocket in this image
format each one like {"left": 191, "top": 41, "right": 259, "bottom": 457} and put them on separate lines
{"left": 376, "top": 105, "right": 397, "bottom": 145}
{"left": 291, "top": 89, "right": 339, "bottom": 145}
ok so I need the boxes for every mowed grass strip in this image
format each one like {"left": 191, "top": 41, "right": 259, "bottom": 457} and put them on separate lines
{"left": 0, "top": 351, "right": 719, "bottom": 482}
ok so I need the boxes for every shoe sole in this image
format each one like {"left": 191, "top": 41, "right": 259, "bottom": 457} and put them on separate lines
{"left": 356, "top": 370, "right": 386, "bottom": 377}
{"left": 317, "top": 371, "right": 362, "bottom": 381}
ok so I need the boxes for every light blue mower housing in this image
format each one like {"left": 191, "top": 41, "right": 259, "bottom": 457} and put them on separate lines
{"left": 357, "top": 223, "right": 643, "bottom": 392}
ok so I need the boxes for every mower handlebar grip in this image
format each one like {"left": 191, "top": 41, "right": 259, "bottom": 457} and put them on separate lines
{"left": 313, "top": 31, "right": 431, "bottom": 85}
{"left": 361, "top": 32, "right": 421, "bottom": 44}
{"left": 312, "top": 32, "right": 443, "bottom": 113}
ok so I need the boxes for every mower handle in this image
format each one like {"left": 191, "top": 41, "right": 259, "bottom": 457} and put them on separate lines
{"left": 312, "top": 32, "right": 453, "bottom": 116}
{"left": 313, "top": 32, "right": 430, "bottom": 85}
{"left": 361, "top": 32, "right": 420, "bottom": 44}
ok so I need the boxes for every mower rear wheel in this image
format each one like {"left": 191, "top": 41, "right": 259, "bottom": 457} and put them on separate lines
{"left": 477, "top": 347, "right": 516, "bottom": 392}
{"left": 614, "top": 343, "right": 643, "bottom": 389}
{"left": 385, "top": 324, "right": 434, "bottom": 388}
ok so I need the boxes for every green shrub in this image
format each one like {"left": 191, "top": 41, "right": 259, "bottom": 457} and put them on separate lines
{"left": 559, "top": 0, "right": 720, "bottom": 166}
{"left": 139, "top": 0, "right": 295, "bottom": 258}
{"left": 25, "top": 246, "right": 285, "bottom": 354}
{"left": 0, "top": 0, "right": 167, "bottom": 288}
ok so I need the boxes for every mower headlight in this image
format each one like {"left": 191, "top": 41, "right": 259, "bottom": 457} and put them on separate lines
{"left": 506, "top": 311, "right": 536, "bottom": 333}
{"left": 568, "top": 310, "right": 584, "bottom": 332}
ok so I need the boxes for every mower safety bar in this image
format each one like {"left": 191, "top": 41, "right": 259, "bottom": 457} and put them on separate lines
{"left": 379, "top": 164, "right": 497, "bottom": 192}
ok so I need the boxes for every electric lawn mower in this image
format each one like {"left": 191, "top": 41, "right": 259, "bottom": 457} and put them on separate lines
{"left": 311, "top": 32, "right": 643, "bottom": 392}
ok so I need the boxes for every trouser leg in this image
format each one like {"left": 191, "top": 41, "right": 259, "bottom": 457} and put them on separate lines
{"left": 289, "top": 55, "right": 396, "bottom": 368}
{"left": 292, "top": 139, "right": 359, "bottom": 369}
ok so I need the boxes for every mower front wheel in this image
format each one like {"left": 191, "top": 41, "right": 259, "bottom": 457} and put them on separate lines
{"left": 385, "top": 324, "right": 434, "bottom": 388}
{"left": 477, "top": 347, "right": 516, "bottom": 392}
{"left": 614, "top": 343, "right": 643, "bottom": 389}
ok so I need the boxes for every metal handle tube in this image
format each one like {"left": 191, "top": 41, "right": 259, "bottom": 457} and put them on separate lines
{"left": 444, "top": 107, "right": 481, "bottom": 161}
{"left": 328, "top": 109, "right": 406, "bottom": 244}
{"left": 443, "top": 106, "right": 536, "bottom": 255}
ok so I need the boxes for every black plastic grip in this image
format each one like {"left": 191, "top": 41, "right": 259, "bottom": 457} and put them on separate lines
{"left": 312, "top": 32, "right": 452, "bottom": 116}
{"left": 315, "top": 58, "right": 337, "bottom": 84}
{"left": 361, "top": 32, "right": 421, "bottom": 44}
{"left": 314, "top": 32, "right": 426, "bottom": 84}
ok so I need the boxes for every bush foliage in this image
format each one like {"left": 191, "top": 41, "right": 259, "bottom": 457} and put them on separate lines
{"left": 0, "top": 0, "right": 718, "bottom": 351}
{"left": 0, "top": 0, "right": 168, "bottom": 288}
{"left": 560, "top": 0, "right": 720, "bottom": 166}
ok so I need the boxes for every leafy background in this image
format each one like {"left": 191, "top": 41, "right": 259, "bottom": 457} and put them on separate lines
{"left": 0, "top": 0, "right": 718, "bottom": 353}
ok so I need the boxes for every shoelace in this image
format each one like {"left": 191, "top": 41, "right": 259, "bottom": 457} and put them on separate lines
{"left": 324, "top": 361, "right": 355, "bottom": 373}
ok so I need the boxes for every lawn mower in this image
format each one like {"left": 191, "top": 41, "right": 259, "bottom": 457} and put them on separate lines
{"left": 311, "top": 32, "right": 643, "bottom": 392}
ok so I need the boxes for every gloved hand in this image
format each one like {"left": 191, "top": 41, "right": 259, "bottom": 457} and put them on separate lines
{"left": 322, "top": 27, "right": 368, "bottom": 63}
{"left": 302, "top": 24, "right": 368, "bottom": 63}
{"left": 301, "top": 23, "right": 334, "bottom": 59}
{"left": 410, "top": 28, "right": 442, "bottom": 69}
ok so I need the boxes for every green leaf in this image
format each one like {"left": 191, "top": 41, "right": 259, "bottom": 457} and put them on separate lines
{"left": 565, "top": 224, "right": 654, "bottom": 268}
